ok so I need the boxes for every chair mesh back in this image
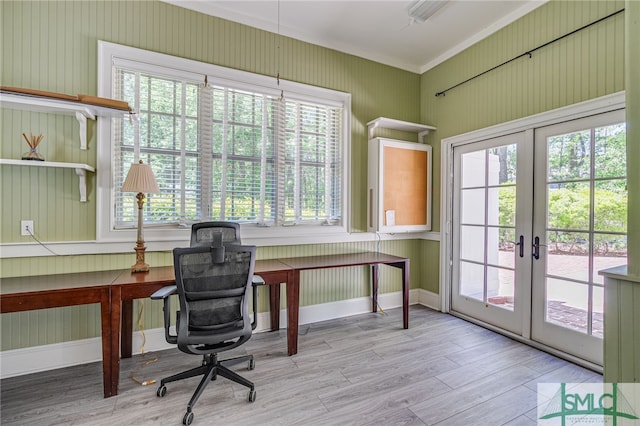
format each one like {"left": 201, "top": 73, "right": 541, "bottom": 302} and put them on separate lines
{"left": 191, "top": 222, "right": 241, "bottom": 247}
{"left": 173, "top": 245, "right": 255, "bottom": 344}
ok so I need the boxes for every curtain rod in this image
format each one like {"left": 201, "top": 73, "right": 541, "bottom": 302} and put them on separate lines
{"left": 434, "top": 8, "right": 625, "bottom": 97}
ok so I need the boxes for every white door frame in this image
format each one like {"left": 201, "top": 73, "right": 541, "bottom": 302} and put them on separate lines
{"left": 450, "top": 131, "right": 533, "bottom": 336}
{"left": 440, "top": 92, "right": 625, "bottom": 314}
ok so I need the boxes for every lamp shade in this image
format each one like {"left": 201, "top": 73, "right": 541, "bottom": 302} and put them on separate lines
{"left": 122, "top": 160, "right": 160, "bottom": 193}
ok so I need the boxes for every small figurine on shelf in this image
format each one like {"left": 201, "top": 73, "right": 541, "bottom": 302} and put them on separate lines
{"left": 21, "top": 132, "right": 44, "bottom": 161}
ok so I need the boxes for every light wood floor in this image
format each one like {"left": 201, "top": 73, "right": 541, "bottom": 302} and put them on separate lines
{"left": 0, "top": 305, "right": 602, "bottom": 425}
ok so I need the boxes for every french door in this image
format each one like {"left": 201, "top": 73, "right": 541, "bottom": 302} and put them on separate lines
{"left": 530, "top": 109, "right": 627, "bottom": 365}
{"left": 451, "top": 132, "right": 533, "bottom": 335}
{"left": 450, "top": 109, "right": 627, "bottom": 365}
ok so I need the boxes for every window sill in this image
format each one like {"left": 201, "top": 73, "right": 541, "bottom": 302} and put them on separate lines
{"left": 0, "top": 230, "right": 441, "bottom": 258}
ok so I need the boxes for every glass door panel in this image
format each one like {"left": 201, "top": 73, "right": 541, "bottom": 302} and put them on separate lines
{"left": 531, "top": 110, "right": 626, "bottom": 365}
{"left": 451, "top": 132, "right": 531, "bottom": 334}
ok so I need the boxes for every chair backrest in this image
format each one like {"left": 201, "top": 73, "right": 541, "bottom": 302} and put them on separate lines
{"left": 173, "top": 244, "right": 256, "bottom": 354}
{"left": 190, "top": 222, "right": 241, "bottom": 247}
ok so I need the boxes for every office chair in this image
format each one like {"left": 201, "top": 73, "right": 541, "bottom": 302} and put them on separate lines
{"left": 151, "top": 244, "right": 258, "bottom": 425}
{"left": 189, "top": 221, "right": 260, "bottom": 331}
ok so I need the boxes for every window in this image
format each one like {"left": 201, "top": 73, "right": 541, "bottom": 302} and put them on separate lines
{"left": 98, "top": 42, "right": 350, "bottom": 244}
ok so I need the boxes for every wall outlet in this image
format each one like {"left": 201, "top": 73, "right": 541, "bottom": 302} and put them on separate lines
{"left": 21, "top": 220, "right": 34, "bottom": 236}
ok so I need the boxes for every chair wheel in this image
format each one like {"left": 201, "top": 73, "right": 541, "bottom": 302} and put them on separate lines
{"left": 248, "top": 359, "right": 255, "bottom": 370}
{"left": 183, "top": 411, "right": 194, "bottom": 425}
{"left": 248, "top": 389, "right": 257, "bottom": 402}
{"left": 156, "top": 385, "right": 167, "bottom": 397}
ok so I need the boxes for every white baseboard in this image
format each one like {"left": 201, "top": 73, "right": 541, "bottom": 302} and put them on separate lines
{"left": 417, "top": 288, "right": 441, "bottom": 311}
{"left": 0, "top": 288, "right": 438, "bottom": 379}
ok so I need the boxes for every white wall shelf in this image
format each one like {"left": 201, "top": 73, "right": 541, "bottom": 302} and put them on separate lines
{"left": 367, "top": 117, "right": 436, "bottom": 143}
{"left": 0, "top": 92, "right": 133, "bottom": 150}
{"left": 0, "top": 159, "right": 95, "bottom": 202}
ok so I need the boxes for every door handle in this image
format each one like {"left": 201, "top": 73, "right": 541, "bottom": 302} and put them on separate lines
{"left": 533, "top": 236, "right": 540, "bottom": 260}
{"left": 515, "top": 235, "right": 524, "bottom": 258}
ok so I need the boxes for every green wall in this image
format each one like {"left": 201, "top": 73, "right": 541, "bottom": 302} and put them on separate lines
{"left": 421, "top": 0, "right": 625, "bottom": 230}
{"left": 1, "top": 0, "right": 635, "bottom": 353}
{"left": 0, "top": 0, "right": 424, "bottom": 350}
{"left": 0, "top": 0, "right": 421, "bottom": 244}
{"left": 626, "top": 0, "right": 640, "bottom": 276}
{"left": 417, "top": 0, "right": 627, "bottom": 294}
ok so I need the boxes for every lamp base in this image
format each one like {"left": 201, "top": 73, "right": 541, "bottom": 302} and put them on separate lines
{"left": 131, "top": 262, "right": 150, "bottom": 273}
{"left": 131, "top": 244, "right": 150, "bottom": 273}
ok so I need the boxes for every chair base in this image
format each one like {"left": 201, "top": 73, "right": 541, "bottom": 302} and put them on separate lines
{"left": 157, "top": 353, "right": 255, "bottom": 421}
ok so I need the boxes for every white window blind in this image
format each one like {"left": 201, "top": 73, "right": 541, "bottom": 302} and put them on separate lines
{"left": 113, "top": 68, "right": 201, "bottom": 227}
{"left": 111, "top": 57, "right": 345, "bottom": 231}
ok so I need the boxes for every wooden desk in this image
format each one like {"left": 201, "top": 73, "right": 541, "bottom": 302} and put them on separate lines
{"left": 277, "top": 252, "right": 410, "bottom": 355}
{"left": 114, "top": 261, "right": 292, "bottom": 358}
{"left": 1, "top": 252, "right": 409, "bottom": 398}
{"left": 0, "top": 270, "right": 122, "bottom": 398}
{"left": 115, "top": 252, "right": 409, "bottom": 359}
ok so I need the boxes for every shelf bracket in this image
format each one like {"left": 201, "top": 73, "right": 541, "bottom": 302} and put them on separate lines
{"left": 74, "top": 111, "right": 95, "bottom": 150}
{"left": 74, "top": 168, "right": 89, "bottom": 202}
{"left": 75, "top": 112, "right": 87, "bottom": 150}
{"left": 367, "top": 122, "right": 380, "bottom": 140}
{"left": 418, "top": 130, "right": 430, "bottom": 143}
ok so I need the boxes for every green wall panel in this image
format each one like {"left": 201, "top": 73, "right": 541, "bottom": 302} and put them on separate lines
{"left": 1, "top": 0, "right": 632, "bottom": 355}
{"left": 1, "top": 0, "right": 424, "bottom": 350}
{"left": 626, "top": 0, "right": 640, "bottom": 275}
{"left": 0, "top": 241, "right": 421, "bottom": 350}
{"left": 1, "top": 0, "right": 420, "bottom": 243}
{"left": 419, "top": 0, "right": 625, "bottom": 293}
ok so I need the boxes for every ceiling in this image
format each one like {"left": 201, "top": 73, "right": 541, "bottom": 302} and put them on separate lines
{"left": 164, "top": 0, "right": 547, "bottom": 74}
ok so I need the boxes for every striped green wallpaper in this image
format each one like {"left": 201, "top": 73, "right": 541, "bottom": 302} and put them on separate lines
{"left": 1, "top": 240, "right": 419, "bottom": 350}
{"left": 420, "top": 0, "right": 625, "bottom": 239}
{"left": 0, "top": 0, "right": 423, "bottom": 350}
{"left": 625, "top": 0, "right": 640, "bottom": 275}
{"left": 0, "top": 0, "right": 630, "bottom": 351}
{"left": 1, "top": 0, "right": 421, "bottom": 244}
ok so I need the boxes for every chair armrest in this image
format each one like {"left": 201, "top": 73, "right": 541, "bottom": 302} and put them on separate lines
{"left": 250, "top": 275, "right": 263, "bottom": 330}
{"left": 150, "top": 285, "right": 178, "bottom": 344}
{"left": 151, "top": 285, "right": 177, "bottom": 300}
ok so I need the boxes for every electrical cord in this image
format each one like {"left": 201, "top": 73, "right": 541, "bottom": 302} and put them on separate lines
{"left": 129, "top": 356, "right": 158, "bottom": 386}
{"left": 26, "top": 227, "right": 61, "bottom": 256}
{"left": 129, "top": 300, "right": 159, "bottom": 386}
{"left": 26, "top": 225, "right": 160, "bottom": 386}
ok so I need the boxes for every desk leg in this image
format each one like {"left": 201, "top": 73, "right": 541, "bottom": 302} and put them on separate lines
{"left": 121, "top": 299, "right": 133, "bottom": 358}
{"left": 371, "top": 264, "right": 379, "bottom": 313}
{"left": 269, "top": 284, "right": 280, "bottom": 331}
{"left": 110, "top": 286, "right": 122, "bottom": 397}
{"left": 402, "top": 260, "right": 409, "bottom": 329}
{"left": 286, "top": 271, "right": 300, "bottom": 356}
{"left": 100, "top": 289, "right": 113, "bottom": 398}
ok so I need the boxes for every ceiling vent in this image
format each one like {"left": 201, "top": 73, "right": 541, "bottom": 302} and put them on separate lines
{"left": 407, "top": 0, "right": 448, "bottom": 22}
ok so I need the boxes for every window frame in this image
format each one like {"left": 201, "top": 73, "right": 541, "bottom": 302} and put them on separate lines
{"left": 97, "top": 41, "right": 351, "bottom": 246}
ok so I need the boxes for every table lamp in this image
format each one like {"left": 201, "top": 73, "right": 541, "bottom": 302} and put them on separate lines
{"left": 121, "top": 160, "right": 160, "bottom": 272}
